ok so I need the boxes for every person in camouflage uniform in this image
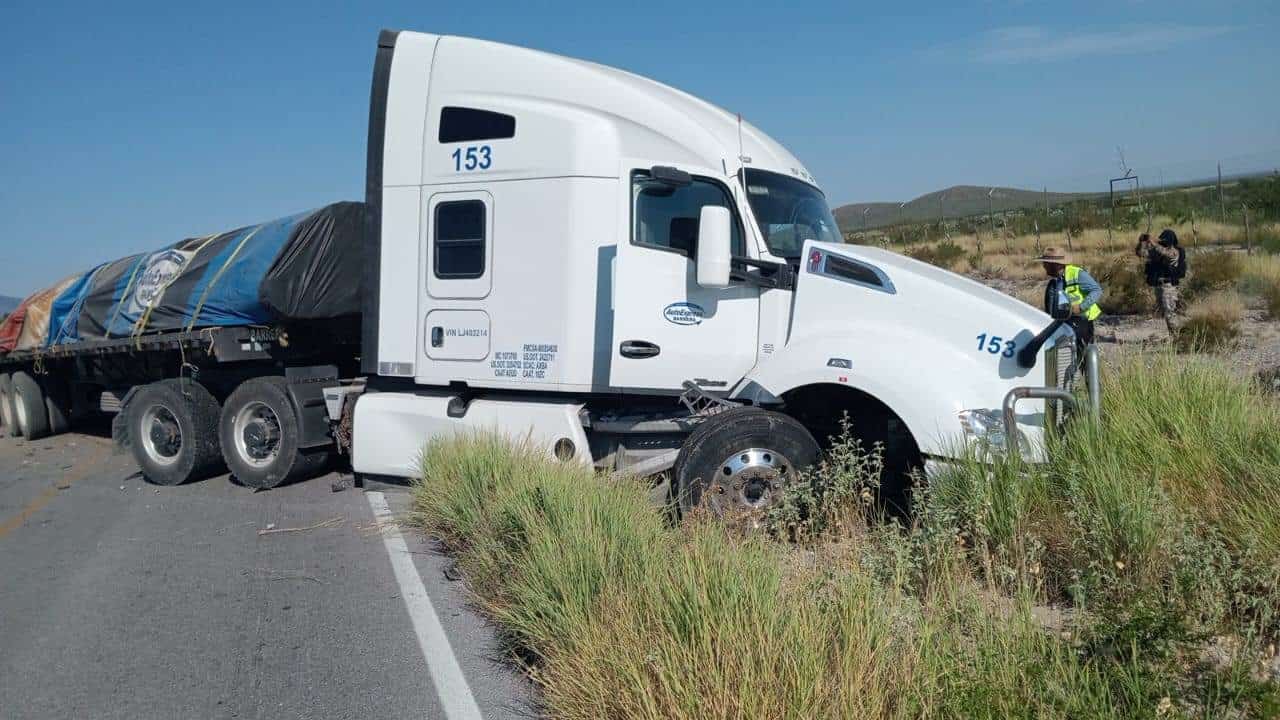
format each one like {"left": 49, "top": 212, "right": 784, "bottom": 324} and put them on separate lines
{"left": 1136, "top": 229, "right": 1186, "bottom": 336}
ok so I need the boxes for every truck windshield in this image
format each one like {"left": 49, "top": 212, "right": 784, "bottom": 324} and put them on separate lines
{"left": 741, "top": 169, "right": 842, "bottom": 259}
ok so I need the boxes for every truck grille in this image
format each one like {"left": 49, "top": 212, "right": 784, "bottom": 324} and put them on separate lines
{"left": 1043, "top": 336, "right": 1075, "bottom": 428}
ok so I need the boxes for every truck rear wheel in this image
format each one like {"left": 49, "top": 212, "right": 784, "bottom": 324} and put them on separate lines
{"left": 0, "top": 373, "right": 18, "bottom": 438}
{"left": 219, "top": 377, "right": 323, "bottom": 490}
{"left": 12, "top": 371, "right": 51, "bottom": 441}
{"left": 127, "top": 379, "right": 224, "bottom": 485}
{"left": 671, "top": 406, "right": 820, "bottom": 518}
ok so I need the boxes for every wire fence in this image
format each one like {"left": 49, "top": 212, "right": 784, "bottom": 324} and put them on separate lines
{"left": 845, "top": 148, "right": 1280, "bottom": 256}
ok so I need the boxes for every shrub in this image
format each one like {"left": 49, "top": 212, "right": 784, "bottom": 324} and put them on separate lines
{"left": 1250, "top": 223, "right": 1280, "bottom": 255}
{"left": 1266, "top": 284, "right": 1280, "bottom": 321}
{"left": 1092, "top": 256, "right": 1151, "bottom": 316}
{"left": 906, "top": 240, "right": 966, "bottom": 270}
{"left": 1175, "top": 291, "right": 1243, "bottom": 353}
{"left": 1182, "top": 250, "right": 1243, "bottom": 303}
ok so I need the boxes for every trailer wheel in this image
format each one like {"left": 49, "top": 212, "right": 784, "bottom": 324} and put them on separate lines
{"left": 672, "top": 407, "right": 819, "bottom": 518}
{"left": 219, "top": 377, "right": 320, "bottom": 490}
{"left": 42, "top": 376, "right": 71, "bottom": 436}
{"left": 12, "top": 371, "right": 51, "bottom": 441}
{"left": 0, "top": 373, "right": 18, "bottom": 438}
{"left": 127, "top": 379, "right": 223, "bottom": 485}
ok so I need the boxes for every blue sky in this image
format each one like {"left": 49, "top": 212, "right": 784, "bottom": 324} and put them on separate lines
{"left": 2, "top": 0, "right": 1277, "bottom": 294}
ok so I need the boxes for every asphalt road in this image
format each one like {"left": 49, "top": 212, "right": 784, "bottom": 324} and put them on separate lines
{"left": 0, "top": 426, "right": 535, "bottom": 720}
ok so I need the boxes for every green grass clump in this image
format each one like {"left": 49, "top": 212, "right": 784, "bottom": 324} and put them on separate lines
{"left": 930, "top": 354, "right": 1280, "bottom": 634}
{"left": 411, "top": 361, "right": 1280, "bottom": 720}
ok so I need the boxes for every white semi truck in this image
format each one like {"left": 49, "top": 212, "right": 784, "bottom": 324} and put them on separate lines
{"left": 0, "top": 30, "right": 1087, "bottom": 512}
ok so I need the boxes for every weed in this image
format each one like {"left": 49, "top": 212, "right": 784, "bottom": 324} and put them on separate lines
{"left": 1175, "top": 292, "right": 1244, "bottom": 353}
{"left": 766, "top": 416, "right": 883, "bottom": 543}
{"left": 1093, "top": 256, "right": 1151, "bottom": 316}
{"left": 1183, "top": 250, "right": 1244, "bottom": 303}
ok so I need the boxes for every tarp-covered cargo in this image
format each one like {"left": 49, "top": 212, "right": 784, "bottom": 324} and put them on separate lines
{"left": 17, "top": 275, "right": 79, "bottom": 351}
{"left": 0, "top": 299, "right": 30, "bottom": 353}
{"left": 38, "top": 201, "right": 366, "bottom": 347}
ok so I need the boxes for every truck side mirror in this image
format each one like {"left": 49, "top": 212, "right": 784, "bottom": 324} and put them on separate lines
{"left": 696, "top": 206, "right": 732, "bottom": 289}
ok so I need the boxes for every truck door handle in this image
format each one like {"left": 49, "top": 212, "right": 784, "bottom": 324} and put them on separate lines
{"left": 619, "top": 340, "right": 660, "bottom": 359}
{"left": 431, "top": 326, "right": 444, "bottom": 347}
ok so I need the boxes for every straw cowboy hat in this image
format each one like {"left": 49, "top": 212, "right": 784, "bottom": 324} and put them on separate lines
{"left": 1033, "top": 247, "right": 1071, "bottom": 264}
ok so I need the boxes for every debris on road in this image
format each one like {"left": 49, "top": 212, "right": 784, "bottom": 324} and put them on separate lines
{"left": 257, "top": 516, "right": 343, "bottom": 536}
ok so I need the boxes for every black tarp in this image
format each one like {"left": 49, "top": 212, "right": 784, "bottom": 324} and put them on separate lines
{"left": 69, "top": 202, "right": 365, "bottom": 343}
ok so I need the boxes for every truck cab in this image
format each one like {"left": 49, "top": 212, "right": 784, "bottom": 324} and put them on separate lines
{"left": 349, "top": 30, "right": 1079, "bottom": 513}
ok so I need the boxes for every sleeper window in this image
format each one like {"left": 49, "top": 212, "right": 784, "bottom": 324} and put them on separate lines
{"left": 631, "top": 172, "right": 743, "bottom": 257}
{"left": 438, "top": 107, "right": 516, "bottom": 143}
{"left": 434, "top": 201, "right": 486, "bottom": 279}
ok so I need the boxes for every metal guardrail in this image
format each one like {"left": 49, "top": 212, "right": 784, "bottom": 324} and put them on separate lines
{"left": 1002, "top": 342, "right": 1101, "bottom": 455}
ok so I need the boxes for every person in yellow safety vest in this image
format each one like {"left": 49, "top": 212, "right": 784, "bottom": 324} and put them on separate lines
{"left": 1034, "top": 247, "right": 1103, "bottom": 348}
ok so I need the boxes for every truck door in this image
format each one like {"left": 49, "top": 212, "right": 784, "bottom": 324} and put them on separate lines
{"left": 417, "top": 190, "right": 494, "bottom": 377}
{"left": 609, "top": 168, "right": 760, "bottom": 391}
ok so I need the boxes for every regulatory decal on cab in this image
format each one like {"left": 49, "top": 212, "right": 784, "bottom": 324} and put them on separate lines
{"left": 663, "top": 302, "right": 705, "bottom": 326}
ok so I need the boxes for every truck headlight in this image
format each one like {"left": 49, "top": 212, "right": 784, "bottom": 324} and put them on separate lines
{"left": 958, "top": 408, "right": 1027, "bottom": 454}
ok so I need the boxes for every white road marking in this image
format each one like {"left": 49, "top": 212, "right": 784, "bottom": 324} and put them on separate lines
{"left": 366, "top": 491, "right": 484, "bottom": 720}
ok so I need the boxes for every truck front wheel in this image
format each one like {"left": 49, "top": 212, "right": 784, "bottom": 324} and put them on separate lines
{"left": 672, "top": 407, "right": 819, "bottom": 518}
{"left": 219, "top": 377, "right": 326, "bottom": 490}
{"left": 127, "top": 379, "right": 224, "bottom": 485}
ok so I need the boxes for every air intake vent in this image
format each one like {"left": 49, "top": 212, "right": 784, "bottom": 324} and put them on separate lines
{"left": 810, "top": 251, "right": 897, "bottom": 295}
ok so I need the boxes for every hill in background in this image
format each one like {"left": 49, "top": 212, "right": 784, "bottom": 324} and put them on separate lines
{"left": 835, "top": 185, "right": 1099, "bottom": 230}
{"left": 0, "top": 295, "right": 21, "bottom": 315}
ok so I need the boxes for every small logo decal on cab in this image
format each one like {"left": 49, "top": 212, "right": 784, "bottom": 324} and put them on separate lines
{"left": 663, "top": 302, "right": 705, "bottom": 326}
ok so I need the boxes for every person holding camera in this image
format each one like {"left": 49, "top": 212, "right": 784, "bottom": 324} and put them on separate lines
{"left": 1136, "top": 229, "right": 1187, "bottom": 336}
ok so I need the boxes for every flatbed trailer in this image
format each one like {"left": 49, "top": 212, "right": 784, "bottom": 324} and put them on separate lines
{"left": 0, "top": 320, "right": 359, "bottom": 487}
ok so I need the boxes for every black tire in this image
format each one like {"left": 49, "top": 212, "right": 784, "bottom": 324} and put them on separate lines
{"left": 672, "top": 406, "right": 820, "bottom": 517}
{"left": 219, "top": 376, "right": 320, "bottom": 490}
{"left": 127, "top": 379, "right": 224, "bottom": 486}
{"left": 12, "top": 371, "right": 50, "bottom": 441}
{"left": 41, "top": 376, "right": 71, "bottom": 436}
{"left": 0, "top": 373, "right": 18, "bottom": 438}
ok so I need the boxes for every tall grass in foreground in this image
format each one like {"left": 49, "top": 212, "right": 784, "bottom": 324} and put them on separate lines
{"left": 412, "top": 354, "right": 1280, "bottom": 719}
{"left": 931, "top": 355, "right": 1280, "bottom": 625}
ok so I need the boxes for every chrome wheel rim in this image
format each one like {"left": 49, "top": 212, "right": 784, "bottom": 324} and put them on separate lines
{"left": 705, "top": 447, "right": 794, "bottom": 514}
{"left": 140, "top": 404, "right": 182, "bottom": 467}
{"left": 233, "top": 401, "right": 281, "bottom": 468}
